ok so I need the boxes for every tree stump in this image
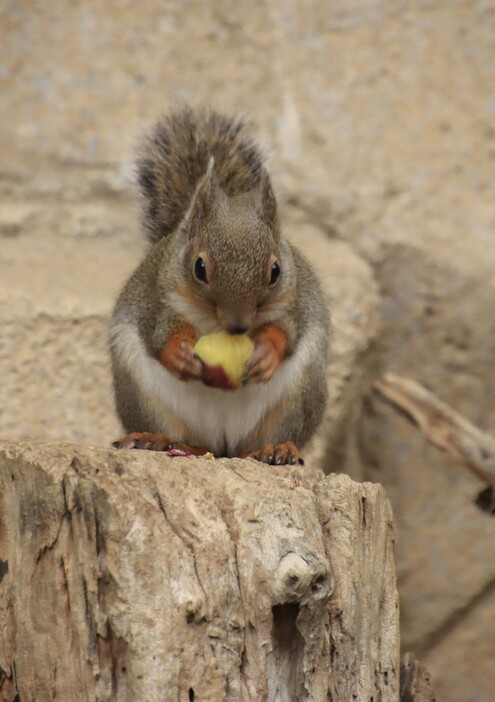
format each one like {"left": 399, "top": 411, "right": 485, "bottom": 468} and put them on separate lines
{"left": 0, "top": 441, "right": 399, "bottom": 701}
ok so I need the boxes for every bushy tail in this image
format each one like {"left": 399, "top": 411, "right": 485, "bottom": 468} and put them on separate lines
{"left": 137, "top": 107, "right": 265, "bottom": 244}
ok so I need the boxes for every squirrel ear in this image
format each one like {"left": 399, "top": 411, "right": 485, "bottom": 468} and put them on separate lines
{"left": 184, "top": 157, "right": 219, "bottom": 238}
{"left": 259, "top": 169, "right": 278, "bottom": 229}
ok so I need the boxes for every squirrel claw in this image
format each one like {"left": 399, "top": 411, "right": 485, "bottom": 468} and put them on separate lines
{"left": 243, "top": 345, "right": 280, "bottom": 385}
{"left": 240, "top": 442, "right": 304, "bottom": 466}
{"left": 112, "top": 432, "right": 208, "bottom": 455}
{"left": 243, "top": 324, "right": 287, "bottom": 384}
{"left": 178, "top": 342, "right": 204, "bottom": 380}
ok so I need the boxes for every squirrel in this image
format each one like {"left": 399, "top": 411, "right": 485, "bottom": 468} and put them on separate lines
{"left": 109, "top": 107, "right": 330, "bottom": 466}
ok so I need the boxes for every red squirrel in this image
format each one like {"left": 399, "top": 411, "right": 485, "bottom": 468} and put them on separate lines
{"left": 109, "top": 108, "right": 329, "bottom": 465}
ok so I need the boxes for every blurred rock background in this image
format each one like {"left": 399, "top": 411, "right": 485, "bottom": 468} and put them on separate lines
{"left": 1, "top": 1, "right": 494, "bottom": 699}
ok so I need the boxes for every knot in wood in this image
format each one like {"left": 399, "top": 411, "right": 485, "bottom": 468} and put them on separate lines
{"left": 273, "top": 551, "right": 333, "bottom": 604}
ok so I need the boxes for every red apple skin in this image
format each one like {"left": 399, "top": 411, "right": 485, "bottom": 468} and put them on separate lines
{"left": 200, "top": 361, "right": 239, "bottom": 390}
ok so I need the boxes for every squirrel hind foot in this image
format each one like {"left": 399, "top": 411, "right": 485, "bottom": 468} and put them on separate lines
{"left": 112, "top": 432, "right": 209, "bottom": 456}
{"left": 240, "top": 442, "right": 304, "bottom": 466}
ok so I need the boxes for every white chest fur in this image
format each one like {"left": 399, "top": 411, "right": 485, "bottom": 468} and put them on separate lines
{"left": 112, "top": 323, "right": 315, "bottom": 456}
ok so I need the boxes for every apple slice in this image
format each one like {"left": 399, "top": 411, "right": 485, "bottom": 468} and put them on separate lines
{"left": 194, "top": 331, "right": 255, "bottom": 389}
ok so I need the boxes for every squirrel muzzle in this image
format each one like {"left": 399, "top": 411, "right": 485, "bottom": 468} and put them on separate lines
{"left": 217, "top": 308, "right": 256, "bottom": 336}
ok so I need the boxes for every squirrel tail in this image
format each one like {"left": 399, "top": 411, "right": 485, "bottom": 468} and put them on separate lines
{"left": 137, "top": 106, "right": 266, "bottom": 244}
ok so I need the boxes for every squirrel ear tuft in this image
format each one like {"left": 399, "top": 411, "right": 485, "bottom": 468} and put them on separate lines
{"left": 184, "top": 157, "right": 219, "bottom": 237}
{"left": 259, "top": 169, "right": 278, "bottom": 229}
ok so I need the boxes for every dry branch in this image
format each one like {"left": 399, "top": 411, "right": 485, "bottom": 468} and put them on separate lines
{"left": 374, "top": 373, "right": 495, "bottom": 512}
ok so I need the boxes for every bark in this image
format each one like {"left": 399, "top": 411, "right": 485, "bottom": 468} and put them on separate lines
{"left": 0, "top": 441, "right": 399, "bottom": 702}
{"left": 400, "top": 653, "right": 436, "bottom": 702}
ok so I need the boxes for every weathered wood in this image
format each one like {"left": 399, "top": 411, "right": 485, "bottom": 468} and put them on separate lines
{"left": 374, "top": 373, "right": 495, "bottom": 512}
{"left": 0, "top": 441, "right": 399, "bottom": 701}
{"left": 400, "top": 653, "right": 436, "bottom": 702}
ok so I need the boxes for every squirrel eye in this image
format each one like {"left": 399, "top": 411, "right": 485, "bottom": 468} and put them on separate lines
{"left": 269, "top": 261, "right": 280, "bottom": 287}
{"left": 194, "top": 256, "right": 208, "bottom": 283}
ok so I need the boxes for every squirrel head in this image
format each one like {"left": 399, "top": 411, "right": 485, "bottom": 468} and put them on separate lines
{"left": 170, "top": 158, "right": 294, "bottom": 335}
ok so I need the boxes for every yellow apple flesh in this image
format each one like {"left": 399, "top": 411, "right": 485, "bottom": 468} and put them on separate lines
{"left": 194, "top": 332, "right": 255, "bottom": 388}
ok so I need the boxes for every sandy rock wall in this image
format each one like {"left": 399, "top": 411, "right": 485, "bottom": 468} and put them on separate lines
{"left": 2, "top": 2, "right": 495, "bottom": 700}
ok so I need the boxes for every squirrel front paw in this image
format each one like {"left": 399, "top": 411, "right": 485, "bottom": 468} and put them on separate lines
{"left": 243, "top": 324, "right": 288, "bottom": 384}
{"left": 158, "top": 333, "right": 203, "bottom": 382}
